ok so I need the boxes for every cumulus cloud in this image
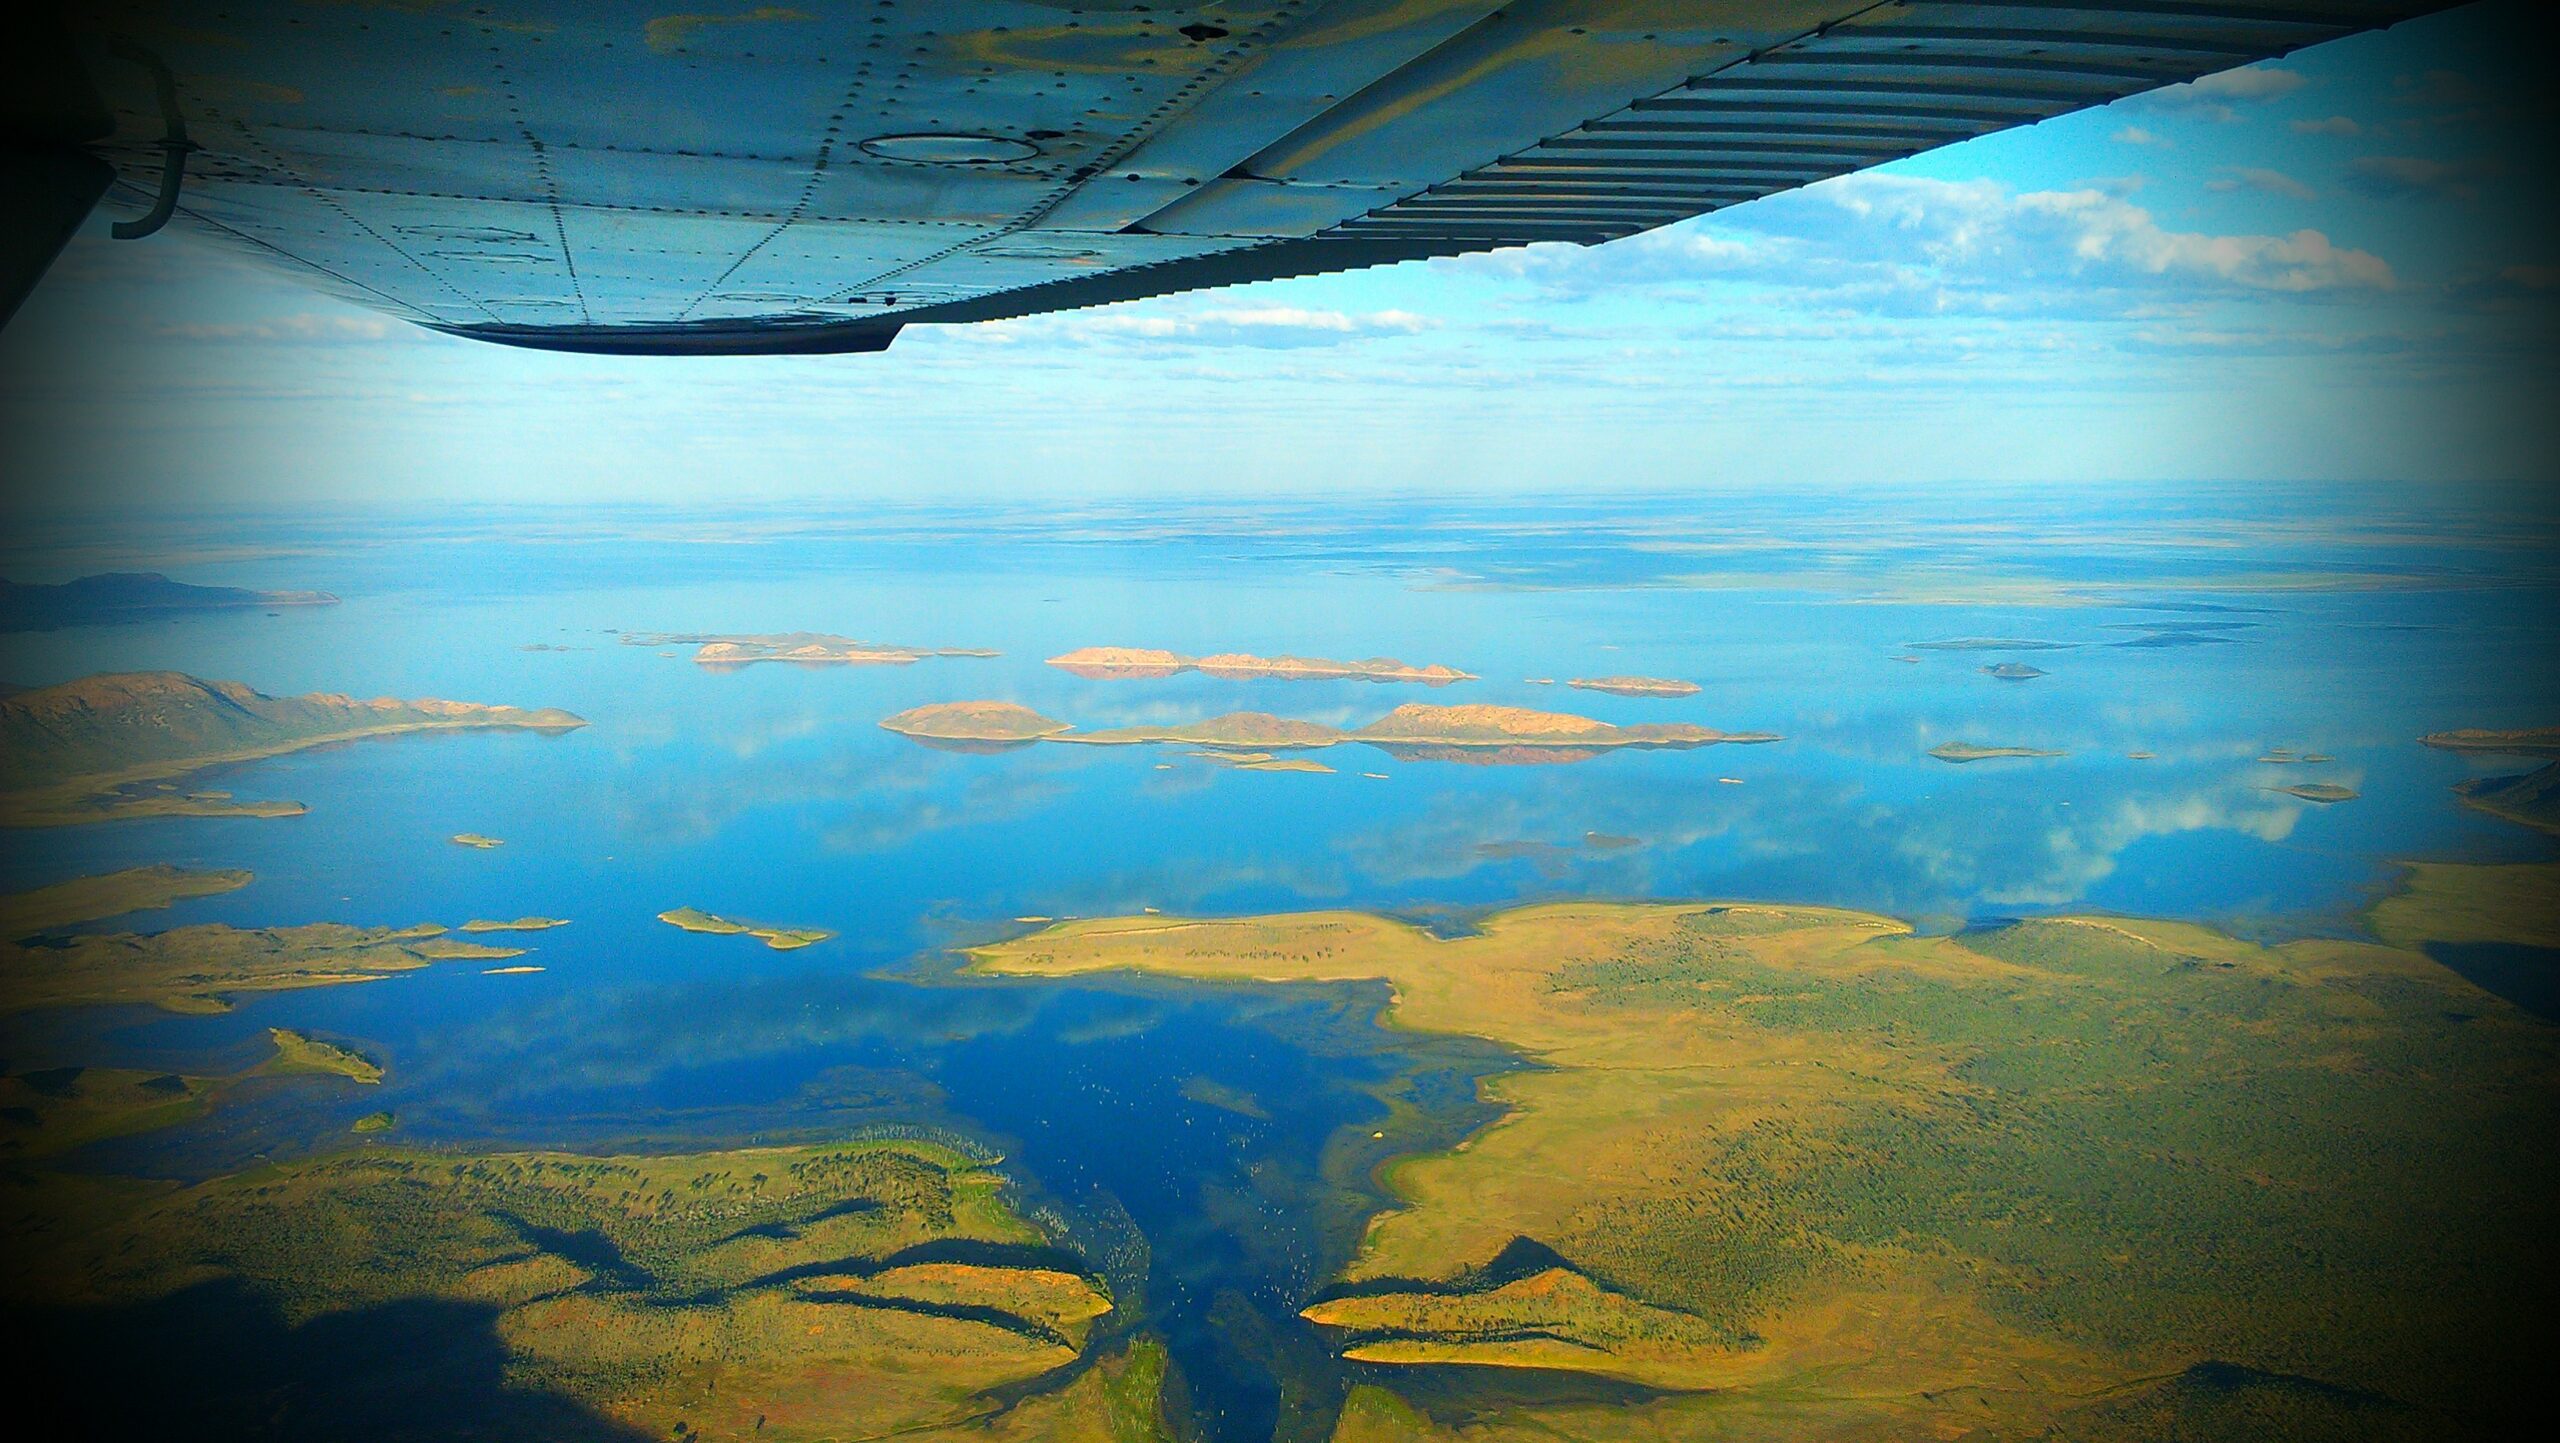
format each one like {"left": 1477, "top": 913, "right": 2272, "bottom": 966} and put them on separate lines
{"left": 1049, "top": 305, "right": 1431, "bottom": 349}
{"left": 2348, "top": 154, "right": 2501, "bottom": 201}
{"left": 2113, "top": 125, "right": 2170, "bottom": 148}
{"left": 157, "top": 313, "right": 396, "bottom": 342}
{"left": 2207, "top": 167, "right": 2318, "bottom": 201}
{"left": 2143, "top": 65, "right": 2308, "bottom": 120}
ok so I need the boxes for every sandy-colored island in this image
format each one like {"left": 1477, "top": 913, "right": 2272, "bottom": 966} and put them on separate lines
{"left": 2423, "top": 726, "right": 2560, "bottom": 832}
{"left": 0, "top": 672, "right": 585, "bottom": 826}
{"left": 1047, "top": 646, "right": 1472, "bottom": 684}
{"left": 881, "top": 701, "right": 1779, "bottom": 764}
{"left": 658, "top": 906, "right": 834, "bottom": 950}
{"left": 1928, "top": 741, "right": 2067, "bottom": 762}
{"left": 1566, "top": 675, "right": 1700, "bottom": 698}
{"left": 621, "top": 631, "right": 998, "bottom": 669}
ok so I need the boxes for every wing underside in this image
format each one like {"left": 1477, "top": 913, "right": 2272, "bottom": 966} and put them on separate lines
{"left": 48, "top": 1, "right": 2447, "bottom": 354}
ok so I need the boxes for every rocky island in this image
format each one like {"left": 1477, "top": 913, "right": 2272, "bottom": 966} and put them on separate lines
{"left": 1982, "top": 662, "right": 2047, "bottom": 680}
{"left": 1047, "top": 646, "right": 1472, "bottom": 684}
{"left": 0, "top": 672, "right": 585, "bottom": 826}
{"left": 1566, "top": 675, "right": 1700, "bottom": 698}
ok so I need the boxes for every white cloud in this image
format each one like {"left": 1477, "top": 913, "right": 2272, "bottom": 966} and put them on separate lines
{"left": 980, "top": 304, "right": 1432, "bottom": 351}
{"left": 2207, "top": 167, "right": 2318, "bottom": 201}
{"left": 2348, "top": 153, "right": 2500, "bottom": 201}
{"left": 156, "top": 313, "right": 396, "bottom": 343}
{"left": 2113, "top": 125, "right": 2170, "bottom": 148}
{"left": 2143, "top": 64, "right": 2309, "bottom": 121}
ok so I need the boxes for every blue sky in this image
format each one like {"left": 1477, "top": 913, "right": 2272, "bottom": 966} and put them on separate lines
{"left": 1, "top": 1, "right": 2548, "bottom": 511}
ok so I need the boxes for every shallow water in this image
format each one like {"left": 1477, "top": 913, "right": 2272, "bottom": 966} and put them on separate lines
{"left": 3, "top": 482, "right": 2555, "bottom": 1438}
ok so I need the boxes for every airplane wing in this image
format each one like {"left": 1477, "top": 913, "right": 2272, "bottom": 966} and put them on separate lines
{"left": 13, "top": 1, "right": 2450, "bottom": 354}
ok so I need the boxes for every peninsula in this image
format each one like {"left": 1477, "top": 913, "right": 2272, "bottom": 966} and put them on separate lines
{"left": 0, "top": 672, "right": 585, "bottom": 826}
{"left": 1566, "top": 675, "right": 1700, "bottom": 698}
{"left": 0, "top": 883, "right": 525, "bottom": 1013}
{"left": 2420, "top": 726, "right": 2560, "bottom": 832}
{"left": 0, "top": 572, "right": 337, "bottom": 631}
{"left": 1047, "top": 646, "right": 1472, "bottom": 684}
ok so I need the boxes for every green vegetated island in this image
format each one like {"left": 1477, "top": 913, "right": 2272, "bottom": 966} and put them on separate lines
{"left": 621, "top": 631, "right": 998, "bottom": 669}
{"left": 882, "top": 701, "right": 1780, "bottom": 765}
{"left": 2424, "top": 725, "right": 2560, "bottom": 832}
{"left": 1048, "top": 646, "right": 1473, "bottom": 684}
{"left": 0, "top": 572, "right": 337, "bottom": 631}
{"left": 658, "top": 907, "right": 835, "bottom": 951}
{"left": 0, "top": 671, "right": 586, "bottom": 826}
{"left": 969, "top": 850, "right": 2560, "bottom": 1441}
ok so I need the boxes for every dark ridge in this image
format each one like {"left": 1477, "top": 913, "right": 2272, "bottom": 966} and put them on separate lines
{"left": 793, "top": 1288, "right": 1074, "bottom": 1349}
{"left": 491, "top": 1212, "right": 654, "bottom": 1293}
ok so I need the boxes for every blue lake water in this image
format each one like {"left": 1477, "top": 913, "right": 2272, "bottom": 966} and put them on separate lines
{"left": 3, "top": 481, "right": 2556, "bottom": 1439}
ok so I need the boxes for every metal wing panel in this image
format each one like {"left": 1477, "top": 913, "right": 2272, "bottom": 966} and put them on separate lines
{"left": 47, "top": 0, "right": 2456, "bottom": 353}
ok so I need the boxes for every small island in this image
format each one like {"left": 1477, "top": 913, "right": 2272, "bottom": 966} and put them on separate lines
{"left": 458, "top": 916, "right": 568, "bottom": 932}
{"left": 1047, "top": 646, "right": 1472, "bottom": 684}
{"left": 1982, "top": 663, "right": 2047, "bottom": 681}
{"left": 2271, "top": 782, "right": 2360, "bottom": 803}
{"left": 1928, "top": 741, "right": 2067, "bottom": 763}
{"left": 264, "top": 1027, "right": 385, "bottom": 1084}
{"left": 881, "top": 700, "right": 1781, "bottom": 764}
{"left": 658, "top": 906, "right": 834, "bottom": 950}
{"left": 449, "top": 833, "right": 504, "bottom": 849}
{"left": 620, "top": 631, "right": 997, "bottom": 669}
{"left": 0, "top": 672, "right": 585, "bottom": 826}
{"left": 1906, "top": 637, "right": 2079, "bottom": 652}
{"left": 1566, "top": 675, "right": 1700, "bottom": 698}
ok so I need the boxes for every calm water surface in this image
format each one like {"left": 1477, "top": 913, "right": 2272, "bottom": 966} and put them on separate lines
{"left": 4, "top": 483, "right": 2555, "bottom": 1438}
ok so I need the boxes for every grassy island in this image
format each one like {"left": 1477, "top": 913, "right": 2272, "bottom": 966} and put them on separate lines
{"left": 658, "top": 907, "right": 834, "bottom": 951}
{"left": 0, "top": 672, "right": 584, "bottom": 826}
{"left": 0, "top": 865, "right": 251, "bottom": 936}
{"left": 968, "top": 875, "right": 2557, "bottom": 1440}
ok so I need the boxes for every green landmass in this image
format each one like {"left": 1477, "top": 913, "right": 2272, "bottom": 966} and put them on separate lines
{"left": 658, "top": 907, "right": 834, "bottom": 951}
{"left": 969, "top": 871, "right": 2557, "bottom": 1440}
{"left": 0, "top": 672, "right": 585, "bottom": 826}
{"left": 0, "top": 915, "right": 523, "bottom": 1014}
{"left": 0, "top": 1138, "right": 1123, "bottom": 1441}
{"left": 450, "top": 832, "right": 505, "bottom": 849}
{"left": 2420, "top": 726, "right": 2560, "bottom": 758}
{"left": 349, "top": 1110, "right": 397, "bottom": 1133}
{"left": 0, "top": 864, "right": 251, "bottom": 936}
{"left": 0, "top": 1065, "right": 214, "bottom": 1159}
